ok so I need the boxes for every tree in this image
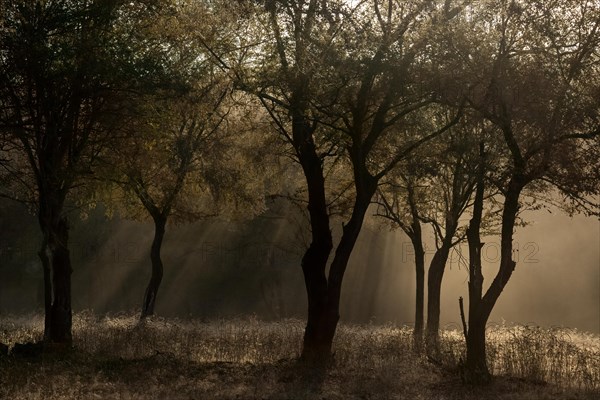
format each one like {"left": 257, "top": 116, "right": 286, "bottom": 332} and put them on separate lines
{"left": 109, "top": 0, "right": 273, "bottom": 321}
{"left": 456, "top": 0, "right": 600, "bottom": 383}
{"left": 0, "top": 0, "right": 169, "bottom": 344}
{"left": 375, "top": 161, "right": 427, "bottom": 349}
{"left": 376, "top": 124, "right": 483, "bottom": 352}
{"left": 420, "top": 123, "right": 488, "bottom": 355}
{"left": 111, "top": 92, "right": 231, "bottom": 320}
{"left": 235, "top": 0, "right": 465, "bottom": 361}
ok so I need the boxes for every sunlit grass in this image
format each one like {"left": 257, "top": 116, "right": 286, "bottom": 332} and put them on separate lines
{"left": 1, "top": 311, "right": 598, "bottom": 399}
{"left": 436, "top": 323, "right": 600, "bottom": 391}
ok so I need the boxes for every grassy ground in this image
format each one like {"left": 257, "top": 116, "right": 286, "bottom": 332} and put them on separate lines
{"left": 0, "top": 312, "right": 598, "bottom": 399}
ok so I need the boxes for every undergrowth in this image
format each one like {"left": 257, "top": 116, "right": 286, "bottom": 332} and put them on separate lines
{"left": 0, "top": 311, "right": 598, "bottom": 399}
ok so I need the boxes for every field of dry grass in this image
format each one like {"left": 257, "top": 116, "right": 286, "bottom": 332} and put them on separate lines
{"left": 0, "top": 311, "right": 598, "bottom": 399}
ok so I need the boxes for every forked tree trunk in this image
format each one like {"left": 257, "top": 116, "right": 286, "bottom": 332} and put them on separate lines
{"left": 292, "top": 109, "right": 334, "bottom": 362}
{"left": 141, "top": 216, "right": 166, "bottom": 319}
{"left": 463, "top": 142, "right": 526, "bottom": 384}
{"left": 301, "top": 240, "right": 332, "bottom": 360}
{"left": 463, "top": 142, "right": 490, "bottom": 384}
{"left": 300, "top": 161, "right": 376, "bottom": 362}
{"left": 463, "top": 180, "right": 522, "bottom": 384}
{"left": 464, "top": 200, "right": 489, "bottom": 382}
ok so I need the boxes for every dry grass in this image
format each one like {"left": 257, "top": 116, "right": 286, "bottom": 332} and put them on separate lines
{"left": 0, "top": 311, "right": 598, "bottom": 399}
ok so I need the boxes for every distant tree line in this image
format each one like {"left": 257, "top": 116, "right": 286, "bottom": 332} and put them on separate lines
{"left": 0, "top": 0, "right": 598, "bottom": 384}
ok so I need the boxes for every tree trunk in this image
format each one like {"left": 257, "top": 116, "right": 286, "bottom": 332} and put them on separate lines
{"left": 141, "top": 215, "right": 166, "bottom": 319}
{"left": 38, "top": 209, "right": 73, "bottom": 345}
{"left": 404, "top": 185, "right": 425, "bottom": 350}
{"left": 412, "top": 235, "right": 425, "bottom": 349}
{"left": 463, "top": 180, "right": 523, "bottom": 383}
{"left": 301, "top": 240, "right": 332, "bottom": 361}
{"left": 300, "top": 179, "right": 375, "bottom": 362}
{"left": 49, "top": 217, "right": 72, "bottom": 344}
{"left": 464, "top": 316, "right": 490, "bottom": 384}
{"left": 426, "top": 244, "right": 451, "bottom": 353}
{"left": 38, "top": 238, "right": 52, "bottom": 342}
{"left": 305, "top": 176, "right": 376, "bottom": 362}
{"left": 464, "top": 167, "right": 490, "bottom": 383}
{"left": 292, "top": 109, "right": 334, "bottom": 362}
{"left": 479, "top": 180, "right": 523, "bottom": 320}
{"left": 459, "top": 123, "right": 528, "bottom": 385}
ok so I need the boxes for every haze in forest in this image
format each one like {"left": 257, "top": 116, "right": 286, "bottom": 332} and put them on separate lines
{"left": 1, "top": 201, "right": 597, "bottom": 333}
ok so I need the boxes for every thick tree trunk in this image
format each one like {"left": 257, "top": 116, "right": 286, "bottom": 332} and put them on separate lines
{"left": 301, "top": 301, "right": 338, "bottom": 362}
{"left": 292, "top": 109, "right": 334, "bottom": 362}
{"left": 38, "top": 208, "right": 73, "bottom": 345}
{"left": 464, "top": 317, "right": 490, "bottom": 384}
{"left": 141, "top": 216, "right": 166, "bottom": 319}
{"left": 301, "top": 241, "right": 332, "bottom": 360}
{"left": 48, "top": 218, "right": 72, "bottom": 344}
{"left": 311, "top": 170, "right": 377, "bottom": 356}
{"left": 426, "top": 245, "right": 451, "bottom": 353}
{"left": 300, "top": 177, "right": 375, "bottom": 362}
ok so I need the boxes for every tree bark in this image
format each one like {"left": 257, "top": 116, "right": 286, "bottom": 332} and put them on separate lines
{"left": 479, "top": 180, "right": 522, "bottom": 320}
{"left": 140, "top": 215, "right": 166, "bottom": 319}
{"left": 303, "top": 195, "right": 374, "bottom": 362}
{"left": 300, "top": 159, "right": 376, "bottom": 362}
{"left": 37, "top": 187, "right": 73, "bottom": 345}
{"left": 463, "top": 161, "right": 490, "bottom": 383}
{"left": 405, "top": 184, "right": 425, "bottom": 349}
{"left": 38, "top": 238, "right": 52, "bottom": 342}
{"left": 461, "top": 146, "right": 527, "bottom": 385}
{"left": 463, "top": 182, "right": 522, "bottom": 384}
{"left": 48, "top": 217, "right": 72, "bottom": 344}
{"left": 464, "top": 316, "right": 490, "bottom": 384}
{"left": 426, "top": 244, "right": 452, "bottom": 353}
{"left": 292, "top": 109, "right": 334, "bottom": 362}
{"left": 411, "top": 234, "right": 425, "bottom": 349}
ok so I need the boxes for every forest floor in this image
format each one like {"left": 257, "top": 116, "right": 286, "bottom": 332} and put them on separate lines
{"left": 0, "top": 312, "right": 598, "bottom": 400}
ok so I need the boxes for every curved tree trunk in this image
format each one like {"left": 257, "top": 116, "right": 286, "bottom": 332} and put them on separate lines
{"left": 464, "top": 180, "right": 522, "bottom": 383}
{"left": 296, "top": 109, "right": 334, "bottom": 362}
{"left": 140, "top": 215, "right": 166, "bottom": 319}
{"left": 301, "top": 240, "right": 332, "bottom": 361}
{"left": 463, "top": 140, "right": 526, "bottom": 384}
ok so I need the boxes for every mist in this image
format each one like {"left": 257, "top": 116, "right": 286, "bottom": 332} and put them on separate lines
{"left": 1, "top": 200, "right": 598, "bottom": 333}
